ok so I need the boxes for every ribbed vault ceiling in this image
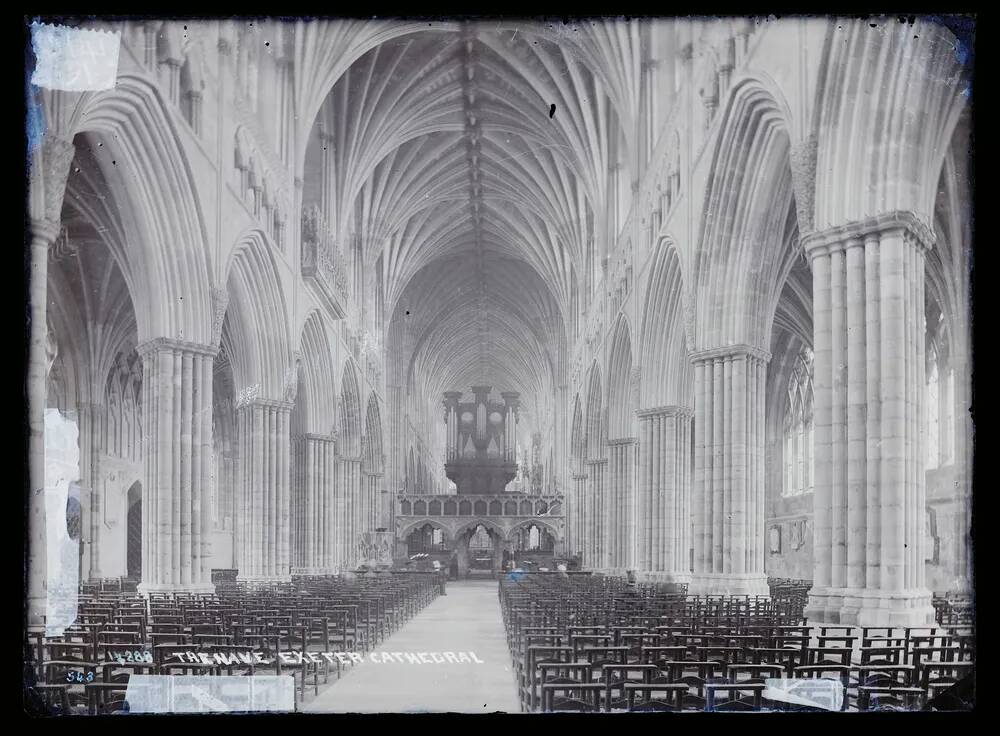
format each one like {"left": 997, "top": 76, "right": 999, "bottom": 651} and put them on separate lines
{"left": 305, "top": 21, "right": 643, "bottom": 434}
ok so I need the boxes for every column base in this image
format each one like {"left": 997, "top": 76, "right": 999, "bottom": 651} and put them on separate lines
{"left": 26, "top": 593, "right": 47, "bottom": 629}
{"left": 804, "top": 587, "right": 835, "bottom": 623}
{"left": 688, "top": 572, "right": 769, "bottom": 597}
{"left": 946, "top": 576, "right": 973, "bottom": 596}
{"left": 804, "top": 587, "right": 848, "bottom": 623}
{"left": 237, "top": 574, "right": 293, "bottom": 584}
{"left": 291, "top": 567, "right": 336, "bottom": 576}
{"left": 634, "top": 571, "right": 693, "bottom": 586}
{"left": 137, "top": 581, "right": 217, "bottom": 595}
{"left": 842, "top": 589, "right": 935, "bottom": 627}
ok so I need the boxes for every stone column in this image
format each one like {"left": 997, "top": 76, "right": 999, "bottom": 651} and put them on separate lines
{"left": 136, "top": 339, "right": 217, "bottom": 592}
{"left": 502, "top": 392, "right": 520, "bottom": 463}
{"left": 556, "top": 384, "right": 569, "bottom": 497}
{"left": 386, "top": 384, "right": 405, "bottom": 495}
{"left": 804, "top": 212, "right": 936, "bottom": 626}
{"left": 638, "top": 413, "right": 652, "bottom": 570}
{"left": 584, "top": 460, "right": 601, "bottom": 568}
{"left": 234, "top": 398, "right": 292, "bottom": 581}
{"left": 443, "top": 392, "right": 462, "bottom": 461}
{"left": 689, "top": 346, "right": 769, "bottom": 596}
{"left": 637, "top": 406, "right": 693, "bottom": 583}
{"left": 367, "top": 472, "right": 383, "bottom": 532}
{"left": 571, "top": 472, "right": 587, "bottom": 558}
{"left": 607, "top": 442, "right": 620, "bottom": 569}
{"left": 76, "top": 402, "right": 106, "bottom": 581}
{"left": 607, "top": 438, "right": 636, "bottom": 570}
{"left": 586, "top": 458, "right": 608, "bottom": 569}
{"left": 338, "top": 456, "right": 362, "bottom": 568}
{"left": 292, "top": 433, "right": 335, "bottom": 573}
{"left": 951, "top": 349, "right": 973, "bottom": 592}
{"left": 27, "top": 136, "right": 75, "bottom": 627}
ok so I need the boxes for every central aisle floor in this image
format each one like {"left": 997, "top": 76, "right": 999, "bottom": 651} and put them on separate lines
{"left": 302, "top": 579, "right": 521, "bottom": 713}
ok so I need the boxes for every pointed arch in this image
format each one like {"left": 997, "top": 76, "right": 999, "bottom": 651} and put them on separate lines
{"left": 639, "top": 239, "right": 693, "bottom": 408}
{"left": 693, "top": 78, "right": 799, "bottom": 351}
{"left": 295, "top": 310, "right": 339, "bottom": 435}
{"left": 454, "top": 517, "right": 506, "bottom": 543}
{"left": 398, "top": 517, "right": 452, "bottom": 546}
{"left": 813, "top": 18, "right": 971, "bottom": 229}
{"left": 364, "top": 394, "right": 385, "bottom": 474}
{"left": 46, "top": 72, "right": 215, "bottom": 341}
{"left": 584, "top": 362, "right": 605, "bottom": 459}
{"left": 339, "top": 359, "right": 363, "bottom": 458}
{"left": 220, "top": 231, "right": 293, "bottom": 399}
{"left": 606, "top": 316, "right": 635, "bottom": 439}
{"left": 508, "top": 517, "right": 561, "bottom": 544}
{"left": 570, "top": 393, "right": 586, "bottom": 472}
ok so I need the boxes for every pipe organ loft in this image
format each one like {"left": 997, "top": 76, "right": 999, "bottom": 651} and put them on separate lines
{"left": 25, "top": 16, "right": 974, "bottom": 714}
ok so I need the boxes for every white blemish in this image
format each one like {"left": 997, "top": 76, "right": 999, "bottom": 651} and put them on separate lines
{"left": 125, "top": 675, "right": 295, "bottom": 713}
{"left": 44, "top": 408, "right": 80, "bottom": 637}
{"left": 30, "top": 21, "right": 121, "bottom": 92}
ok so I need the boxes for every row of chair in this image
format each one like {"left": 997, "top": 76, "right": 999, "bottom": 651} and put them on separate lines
{"left": 500, "top": 573, "right": 975, "bottom": 712}
{"left": 25, "top": 572, "right": 441, "bottom": 715}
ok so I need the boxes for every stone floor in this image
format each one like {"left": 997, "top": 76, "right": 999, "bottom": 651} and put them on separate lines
{"left": 302, "top": 579, "right": 520, "bottom": 713}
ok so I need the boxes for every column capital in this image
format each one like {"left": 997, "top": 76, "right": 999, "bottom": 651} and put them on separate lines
{"left": 136, "top": 337, "right": 219, "bottom": 359}
{"left": 29, "top": 218, "right": 62, "bottom": 247}
{"left": 298, "top": 432, "right": 337, "bottom": 443}
{"left": 210, "top": 286, "right": 229, "bottom": 349}
{"left": 571, "top": 472, "right": 589, "bottom": 481}
{"left": 689, "top": 344, "right": 770, "bottom": 365}
{"left": 240, "top": 397, "right": 294, "bottom": 412}
{"left": 31, "top": 134, "right": 76, "bottom": 231}
{"left": 608, "top": 437, "right": 637, "bottom": 446}
{"left": 802, "top": 210, "right": 935, "bottom": 259}
{"left": 636, "top": 405, "right": 694, "bottom": 419}
{"left": 586, "top": 458, "right": 608, "bottom": 467}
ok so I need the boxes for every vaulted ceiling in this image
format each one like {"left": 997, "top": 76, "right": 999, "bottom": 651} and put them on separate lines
{"left": 302, "top": 20, "right": 646, "bottom": 431}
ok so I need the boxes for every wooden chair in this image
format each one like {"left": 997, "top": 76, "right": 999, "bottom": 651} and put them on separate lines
{"left": 910, "top": 646, "right": 961, "bottom": 677}
{"left": 705, "top": 683, "right": 765, "bottom": 711}
{"left": 750, "top": 647, "right": 803, "bottom": 675}
{"left": 854, "top": 664, "right": 916, "bottom": 688}
{"left": 728, "top": 663, "right": 785, "bottom": 684}
{"left": 540, "top": 681, "right": 604, "bottom": 712}
{"left": 806, "top": 646, "right": 852, "bottom": 667}
{"left": 921, "top": 661, "right": 974, "bottom": 698}
{"left": 625, "top": 683, "right": 687, "bottom": 711}
{"left": 601, "top": 663, "right": 660, "bottom": 711}
{"left": 661, "top": 660, "right": 721, "bottom": 710}
{"left": 29, "top": 684, "right": 74, "bottom": 715}
{"left": 523, "top": 645, "right": 574, "bottom": 711}
{"left": 858, "top": 686, "right": 926, "bottom": 711}
{"left": 859, "top": 646, "right": 906, "bottom": 667}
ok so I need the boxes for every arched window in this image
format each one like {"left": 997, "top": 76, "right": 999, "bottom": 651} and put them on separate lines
{"left": 925, "top": 329, "right": 956, "bottom": 471}
{"left": 926, "top": 343, "right": 940, "bottom": 471}
{"left": 470, "top": 525, "right": 492, "bottom": 550}
{"left": 783, "top": 348, "right": 814, "bottom": 497}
